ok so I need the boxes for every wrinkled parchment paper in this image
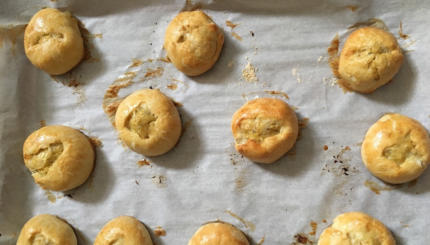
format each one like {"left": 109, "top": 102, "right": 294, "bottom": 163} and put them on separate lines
{"left": 1, "top": 0, "right": 429, "bottom": 244}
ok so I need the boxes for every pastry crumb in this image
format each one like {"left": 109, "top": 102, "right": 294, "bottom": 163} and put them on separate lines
{"left": 144, "top": 67, "right": 164, "bottom": 78}
{"left": 154, "top": 226, "right": 166, "bottom": 237}
{"left": 242, "top": 62, "right": 258, "bottom": 82}
{"left": 137, "top": 159, "right": 150, "bottom": 167}
{"left": 167, "top": 83, "right": 178, "bottom": 90}
{"left": 291, "top": 67, "right": 302, "bottom": 83}
{"left": 226, "top": 20, "right": 238, "bottom": 29}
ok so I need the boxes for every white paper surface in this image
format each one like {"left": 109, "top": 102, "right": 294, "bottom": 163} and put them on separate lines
{"left": 1, "top": 0, "right": 429, "bottom": 244}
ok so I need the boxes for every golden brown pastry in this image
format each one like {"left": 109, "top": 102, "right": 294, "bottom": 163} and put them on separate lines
{"left": 24, "top": 8, "right": 84, "bottom": 75}
{"left": 318, "top": 212, "right": 396, "bottom": 245}
{"left": 231, "top": 98, "right": 298, "bottom": 164}
{"left": 164, "top": 10, "right": 224, "bottom": 76}
{"left": 188, "top": 222, "right": 249, "bottom": 245}
{"left": 361, "top": 113, "right": 430, "bottom": 184}
{"left": 115, "top": 89, "right": 182, "bottom": 156}
{"left": 338, "top": 27, "right": 403, "bottom": 93}
{"left": 94, "top": 216, "right": 153, "bottom": 245}
{"left": 17, "top": 214, "right": 77, "bottom": 245}
{"left": 22, "top": 125, "right": 95, "bottom": 191}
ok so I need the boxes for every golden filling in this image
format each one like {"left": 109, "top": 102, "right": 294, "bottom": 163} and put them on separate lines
{"left": 236, "top": 117, "right": 281, "bottom": 144}
{"left": 125, "top": 105, "right": 157, "bottom": 139}
{"left": 382, "top": 132, "right": 422, "bottom": 166}
{"left": 25, "top": 142, "right": 64, "bottom": 176}
{"left": 29, "top": 233, "right": 54, "bottom": 245}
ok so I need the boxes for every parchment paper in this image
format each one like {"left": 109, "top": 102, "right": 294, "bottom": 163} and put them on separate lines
{"left": 1, "top": 0, "right": 429, "bottom": 244}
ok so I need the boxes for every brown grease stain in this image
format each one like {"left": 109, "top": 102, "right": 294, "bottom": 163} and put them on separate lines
{"left": 399, "top": 21, "right": 409, "bottom": 39}
{"left": 137, "top": 159, "right": 150, "bottom": 167}
{"left": 327, "top": 34, "right": 340, "bottom": 80}
{"left": 225, "top": 210, "right": 256, "bottom": 232}
{"left": 167, "top": 83, "right": 178, "bottom": 90}
{"left": 309, "top": 221, "right": 317, "bottom": 235}
{"left": 129, "top": 58, "right": 143, "bottom": 68}
{"left": 232, "top": 32, "right": 242, "bottom": 41}
{"left": 323, "top": 145, "right": 328, "bottom": 151}
{"left": 364, "top": 180, "right": 393, "bottom": 194}
{"left": 293, "top": 233, "right": 312, "bottom": 244}
{"left": 154, "top": 226, "right": 166, "bottom": 237}
{"left": 144, "top": 67, "right": 164, "bottom": 78}
{"left": 264, "top": 90, "right": 289, "bottom": 100}
{"left": 226, "top": 20, "right": 239, "bottom": 29}
{"left": 299, "top": 118, "right": 309, "bottom": 129}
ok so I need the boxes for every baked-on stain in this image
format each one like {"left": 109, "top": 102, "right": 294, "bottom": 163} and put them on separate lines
{"left": 0, "top": 24, "right": 26, "bottom": 54}
{"left": 40, "top": 120, "right": 46, "bottom": 128}
{"left": 322, "top": 219, "right": 327, "bottom": 223}
{"left": 364, "top": 180, "right": 394, "bottom": 194}
{"left": 309, "top": 221, "right": 317, "bottom": 235}
{"left": 44, "top": 190, "right": 56, "bottom": 203}
{"left": 154, "top": 226, "right": 166, "bottom": 237}
{"left": 322, "top": 146, "right": 359, "bottom": 176}
{"left": 242, "top": 62, "right": 258, "bottom": 82}
{"left": 323, "top": 145, "right": 328, "bottom": 151}
{"left": 327, "top": 34, "right": 340, "bottom": 80}
{"left": 144, "top": 67, "right": 164, "bottom": 79}
{"left": 257, "top": 236, "right": 265, "bottom": 245}
{"left": 345, "top": 5, "right": 359, "bottom": 12}
{"left": 225, "top": 210, "right": 256, "bottom": 232}
{"left": 235, "top": 168, "right": 247, "bottom": 191}
{"left": 89, "top": 137, "right": 103, "bottom": 148}
{"left": 231, "top": 32, "right": 242, "bottom": 41}
{"left": 263, "top": 90, "right": 289, "bottom": 100}
{"left": 135, "top": 180, "right": 139, "bottom": 185}
{"left": 158, "top": 57, "right": 171, "bottom": 63}
{"left": 292, "top": 233, "right": 312, "bottom": 244}
{"left": 226, "top": 20, "right": 238, "bottom": 29}
{"left": 137, "top": 159, "right": 150, "bottom": 167}
{"left": 129, "top": 58, "right": 143, "bottom": 68}
{"left": 398, "top": 21, "right": 409, "bottom": 39}
{"left": 298, "top": 118, "right": 309, "bottom": 129}
{"left": 167, "top": 83, "right": 178, "bottom": 90}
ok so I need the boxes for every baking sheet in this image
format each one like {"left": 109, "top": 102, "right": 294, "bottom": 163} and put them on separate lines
{"left": 1, "top": 0, "right": 429, "bottom": 244}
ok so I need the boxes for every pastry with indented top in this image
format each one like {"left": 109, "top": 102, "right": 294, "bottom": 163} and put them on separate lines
{"left": 361, "top": 113, "right": 430, "bottom": 184}
{"left": 318, "top": 212, "right": 396, "bottom": 245}
{"left": 17, "top": 214, "right": 77, "bottom": 245}
{"left": 94, "top": 216, "right": 153, "bottom": 245}
{"left": 164, "top": 10, "right": 224, "bottom": 76}
{"left": 24, "top": 8, "right": 84, "bottom": 75}
{"left": 115, "top": 89, "right": 182, "bottom": 156}
{"left": 22, "top": 125, "right": 95, "bottom": 191}
{"left": 338, "top": 27, "right": 403, "bottom": 93}
{"left": 231, "top": 98, "right": 298, "bottom": 164}
{"left": 188, "top": 222, "right": 249, "bottom": 245}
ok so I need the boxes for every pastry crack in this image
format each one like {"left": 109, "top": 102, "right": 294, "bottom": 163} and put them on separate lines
{"left": 382, "top": 131, "right": 423, "bottom": 167}
{"left": 24, "top": 142, "right": 64, "bottom": 176}
{"left": 32, "top": 32, "right": 65, "bottom": 46}
{"left": 235, "top": 117, "right": 281, "bottom": 144}
{"left": 125, "top": 104, "right": 158, "bottom": 139}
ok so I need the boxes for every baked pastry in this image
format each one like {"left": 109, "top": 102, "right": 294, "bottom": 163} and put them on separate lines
{"left": 361, "top": 113, "right": 430, "bottom": 184}
{"left": 231, "top": 98, "right": 298, "bottom": 164}
{"left": 338, "top": 27, "right": 403, "bottom": 93}
{"left": 94, "top": 216, "right": 153, "bottom": 245}
{"left": 115, "top": 89, "right": 182, "bottom": 156}
{"left": 164, "top": 10, "right": 224, "bottom": 76}
{"left": 188, "top": 222, "right": 249, "bottom": 245}
{"left": 24, "top": 8, "right": 84, "bottom": 75}
{"left": 318, "top": 212, "right": 396, "bottom": 245}
{"left": 17, "top": 214, "right": 77, "bottom": 245}
{"left": 22, "top": 125, "right": 95, "bottom": 191}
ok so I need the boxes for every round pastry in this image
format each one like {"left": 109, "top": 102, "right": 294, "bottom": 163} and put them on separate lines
{"left": 24, "top": 8, "right": 84, "bottom": 75}
{"left": 164, "top": 10, "right": 224, "bottom": 76}
{"left": 115, "top": 89, "right": 182, "bottom": 156}
{"left": 94, "top": 216, "right": 153, "bottom": 245}
{"left": 318, "top": 212, "right": 396, "bottom": 245}
{"left": 361, "top": 113, "right": 430, "bottom": 184}
{"left": 188, "top": 222, "right": 249, "bottom": 245}
{"left": 231, "top": 98, "right": 298, "bottom": 164}
{"left": 22, "top": 125, "right": 95, "bottom": 191}
{"left": 338, "top": 27, "right": 403, "bottom": 93}
{"left": 17, "top": 214, "right": 77, "bottom": 245}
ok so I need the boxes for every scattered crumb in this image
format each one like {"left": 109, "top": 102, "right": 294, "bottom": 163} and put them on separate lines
{"left": 152, "top": 175, "right": 167, "bottom": 188}
{"left": 292, "top": 233, "right": 311, "bottom": 245}
{"left": 226, "top": 20, "right": 238, "bottom": 29}
{"left": 129, "top": 58, "right": 143, "bottom": 68}
{"left": 137, "top": 159, "right": 150, "bottom": 167}
{"left": 322, "top": 146, "right": 359, "bottom": 176}
{"left": 317, "top": 56, "right": 324, "bottom": 63}
{"left": 263, "top": 90, "right": 289, "bottom": 99}
{"left": 364, "top": 180, "right": 394, "bottom": 194}
{"left": 257, "top": 236, "right": 265, "bottom": 245}
{"left": 242, "top": 62, "right": 258, "bottom": 82}
{"left": 250, "top": 31, "right": 255, "bottom": 37}
{"left": 309, "top": 221, "right": 317, "bottom": 235}
{"left": 225, "top": 210, "right": 256, "bottom": 232}
{"left": 322, "top": 219, "right": 327, "bottom": 223}
{"left": 291, "top": 67, "right": 303, "bottom": 83}
{"left": 398, "top": 21, "right": 409, "bottom": 39}
{"left": 323, "top": 77, "right": 337, "bottom": 87}
{"left": 345, "top": 5, "right": 359, "bottom": 12}
{"left": 154, "top": 226, "right": 166, "bottom": 237}
{"left": 0, "top": 24, "right": 26, "bottom": 54}
{"left": 144, "top": 67, "right": 164, "bottom": 78}
{"left": 323, "top": 145, "right": 328, "bottom": 151}
{"left": 45, "top": 190, "right": 56, "bottom": 203}
{"left": 135, "top": 180, "right": 139, "bottom": 185}
{"left": 298, "top": 118, "right": 309, "bottom": 129}
{"left": 89, "top": 137, "right": 103, "bottom": 148}
{"left": 40, "top": 120, "right": 46, "bottom": 128}
{"left": 231, "top": 32, "right": 242, "bottom": 41}
{"left": 167, "top": 83, "right": 178, "bottom": 90}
